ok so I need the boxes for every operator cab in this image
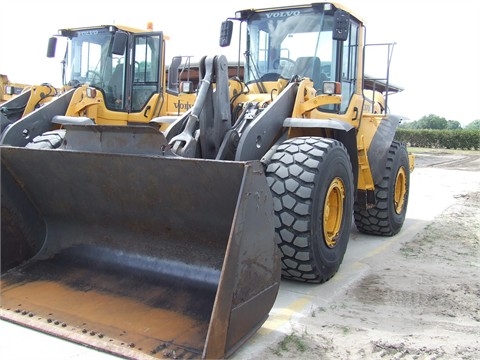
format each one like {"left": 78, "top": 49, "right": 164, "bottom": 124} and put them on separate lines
{"left": 221, "top": 3, "right": 361, "bottom": 114}
{"left": 47, "top": 25, "right": 164, "bottom": 113}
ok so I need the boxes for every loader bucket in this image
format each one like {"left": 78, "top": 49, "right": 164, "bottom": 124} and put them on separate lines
{"left": 1, "top": 145, "right": 281, "bottom": 359}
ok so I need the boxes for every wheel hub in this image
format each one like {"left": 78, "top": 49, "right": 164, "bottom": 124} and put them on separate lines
{"left": 394, "top": 167, "right": 407, "bottom": 214}
{"left": 323, "top": 177, "right": 345, "bottom": 248}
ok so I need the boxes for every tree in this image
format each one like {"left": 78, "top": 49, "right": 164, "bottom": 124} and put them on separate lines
{"left": 446, "top": 120, "right": 462, "bottom": 130}
{"left": 465, "top": 119, "right": 480, "bottom": 130}
{"left": 418, "top": 114, "right": 448, "bottom": 129}
{"left": 414, "top": 117, "right": 428, "bottom": 129}
{"left": 399, "top": 119, "right": 416, "bottom": 129}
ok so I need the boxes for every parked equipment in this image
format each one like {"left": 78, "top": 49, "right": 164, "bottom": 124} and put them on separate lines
{"left": 0, "top": 24, "right": 196, "bottom": 144}
{"left": 0, "top": 75, "right": 57, "bottom": 133}
{"left": 0, "top": 74, "right": 32, "bottom": 104}
{"left": 1, "top": 3, "right": 414, "bottom": 359}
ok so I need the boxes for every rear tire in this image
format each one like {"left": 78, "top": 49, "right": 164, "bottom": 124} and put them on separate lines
{"left": 265, "top": 137, "right": 354, "bottom": 283}
{"left": 354, "top": 141, "right": 410, "bottom": 236}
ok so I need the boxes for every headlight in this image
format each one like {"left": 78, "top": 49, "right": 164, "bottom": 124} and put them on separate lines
{"left": 86, "top": 87, "right": 97, "bottom": 98}
{"left": 323, "top": 81, "right": 341, "bottom": 95}
{"left": 5, "top": 85, "right": 14, "bottom": 95}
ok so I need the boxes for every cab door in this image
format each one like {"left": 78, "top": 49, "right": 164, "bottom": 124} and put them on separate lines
{"left": 127, "top": 31, "right": 164, "bottom": 120}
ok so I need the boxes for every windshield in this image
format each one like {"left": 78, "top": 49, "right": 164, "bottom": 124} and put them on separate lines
{"left": 63, "top": 28, "right": 123, "bottom": 89}
{"left": 245, "top": 7, "right": 336, "bottom": 90}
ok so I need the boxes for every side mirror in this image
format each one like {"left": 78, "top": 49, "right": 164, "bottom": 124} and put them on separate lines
{"left": 219, "top": 21, "right": 233, "bottom": 47}
{"left": 46, "top": 37, "right": 57, "bottom": 58}
{"left": 112, "top": 31, "right": 128, "bottom": 55}
{"left": 333, "top": 9, "right": 350, "bottom": 41}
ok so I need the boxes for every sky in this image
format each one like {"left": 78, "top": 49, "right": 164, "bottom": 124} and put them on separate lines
{"left": 1, "top": 0, "right": 479, "bottom": 126}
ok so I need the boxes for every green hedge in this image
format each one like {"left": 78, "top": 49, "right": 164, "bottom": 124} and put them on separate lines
{"left": 395, "top": 129, "right": 480, "bottom": 150}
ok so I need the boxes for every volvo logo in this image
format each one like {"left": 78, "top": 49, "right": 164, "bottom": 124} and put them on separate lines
{"left": 266, "top": 10, "right": 301, "bottom": 18}
{"left": 174, "top": 102, "right": 193, "bottom": 110}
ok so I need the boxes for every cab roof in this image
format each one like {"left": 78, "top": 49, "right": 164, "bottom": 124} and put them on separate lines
{"left": 235, "top": 2, "right": 364, "bottom": 24}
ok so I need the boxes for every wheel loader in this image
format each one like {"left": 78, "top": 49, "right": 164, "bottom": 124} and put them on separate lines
{"left": 0, "top": 74, "right": 33, "bottom": 104}
{"left": 1, "top": 3, "right": 414, "bottom": 359}
{"left": 0, "top": 75, "right": 58, "bottom": 133}
{"left": 0, "top": 24, "right": 196, "bottom": 145}
{"left": 0, "top": 83, "right": 59, "bottom": 132}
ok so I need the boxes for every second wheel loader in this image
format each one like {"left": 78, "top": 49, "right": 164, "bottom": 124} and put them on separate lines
{"left": 0, "top": 24, "right": 196, "bottom": 145}
{"left": 0, "top": 74, "right": 34, "bottom": 104}
{"left": 1, "top": 2, "right": 414, "bottom": 359}
{"left": 0, "top": 75, "right": 58, "bottom": 133}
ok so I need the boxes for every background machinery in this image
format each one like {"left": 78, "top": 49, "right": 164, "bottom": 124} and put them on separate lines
{"left": 0, "top": 24, "right": 196, "bottom": 145}
{"left": 0, "top": 74, "right": 33, "bottom": 104}
{"left": 1, "top": 3, "right": 414, "bottom": 359}
{"left": 0, "top": 75, "right": 58, "bottom": 133}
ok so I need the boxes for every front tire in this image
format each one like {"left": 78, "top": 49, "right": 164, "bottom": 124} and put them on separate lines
{"left": 25, "top": 129, "right": 66, "bottom": 149}
{"left": 354, "top": 140, "right": 410, "bottom": 236}
{"left": 265, "top": 137, "right": 354, "bottom": 283}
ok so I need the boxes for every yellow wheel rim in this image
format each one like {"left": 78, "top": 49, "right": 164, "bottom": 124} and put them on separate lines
{"left": 394, "top": 167, "right": 407, "bottom": 214}
{"left": 323, "top": 177, "right": 345, "bottom": 248}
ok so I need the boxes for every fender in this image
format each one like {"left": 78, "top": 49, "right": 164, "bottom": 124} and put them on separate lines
{"left": 367, "top": 114, "right": 401, "bottom": 185}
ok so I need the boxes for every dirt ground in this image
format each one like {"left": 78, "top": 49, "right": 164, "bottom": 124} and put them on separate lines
{"left": 255, "top": 149, "right": 480, "bottom": 360}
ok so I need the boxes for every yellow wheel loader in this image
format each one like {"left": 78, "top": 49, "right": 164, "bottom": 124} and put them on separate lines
{"left": 1, "top": 3, "right": 414, "bottom": 359}
{"left": 0, "top": 74, "right": 33, "bottom": 104}
{"left": 0, "top": 24, "right": 196, "bottom": 144}
{"left": 1, "top": 75, "right": 58, "bottom": 132}
{"left": 0, "top": 83, "right": 58, "bottom": 131}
